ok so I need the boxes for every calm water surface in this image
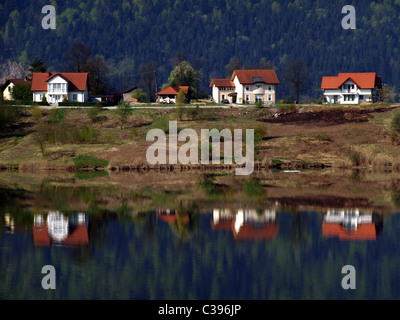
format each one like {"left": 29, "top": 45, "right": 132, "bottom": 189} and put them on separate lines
{"left": 1, "top": 171, "right": 400, "bottom": 300}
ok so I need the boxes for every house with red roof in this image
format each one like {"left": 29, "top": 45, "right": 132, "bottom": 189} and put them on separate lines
{"left": 321, "top": 72, "right": 382, "bottom": 104}
{"left": 31, "top": 71, "right": 88, "bottom": 104}
{"left": 33, "top": 212, "right": 89, "bottom": 247}
{"left": 157, "top": 86, "right": 189, "bottom": 104}
{"left": 1, "top": 77, "right": 31, "bottom": 101}
{"left": 210, "top": 69, "right": 280, "bottom": 104}
{"left": 211, "top": 208, "right": 279, "bottom": 241}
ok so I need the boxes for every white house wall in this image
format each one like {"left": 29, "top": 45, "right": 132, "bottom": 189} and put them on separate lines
{"left": 233, "top": 76, "right": 243, "bottom": 103}
{"left": 3, "top": 83, "right": 15, "bottom": 100}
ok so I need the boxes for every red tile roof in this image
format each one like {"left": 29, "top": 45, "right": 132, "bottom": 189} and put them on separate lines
{"left": 157, "top": 86, "right": 189, "bottom": 95}
{"left": 31, "top": 72, "right": 88, "bottom": 92}
{"left": 1, "top": 78, "right": 31, "bottom": 91}
{"left": 10, "top": 78, "right": 31, "bottom": 85}
{"left": 321, "top": 73, "right": 380, "bottom": 90}
{"left": 231, "top": 69, "right": 280, "bottom": 85}
{"left": 209, "top": 79, "right": 235, "bottom": 88}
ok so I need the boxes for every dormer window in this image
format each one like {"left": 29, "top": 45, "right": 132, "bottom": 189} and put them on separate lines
{"left": 256, "top": 85, "right": 263, "bottom": 89}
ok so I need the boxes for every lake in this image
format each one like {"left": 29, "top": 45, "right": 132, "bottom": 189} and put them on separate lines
{"left": 1, "top": 169, "right": 400, "bottom": 300}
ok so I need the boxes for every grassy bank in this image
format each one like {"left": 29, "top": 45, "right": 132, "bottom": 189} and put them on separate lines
{"left": 1, "top": 103, "right": 400, "bottom": 172}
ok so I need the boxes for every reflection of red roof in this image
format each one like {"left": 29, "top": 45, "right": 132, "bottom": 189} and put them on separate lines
{"left": 159, "top": 213, "right": 189, "bottom": 224}
{"left": 33, "top": 226, "right": 50, "bottom": 246}
{"left": 321, "top": 73, "right": 381, "bottom": 90}
{"left": 209, "top": 79, "right": 235, "bottom": 88}
{"left": 233, "top": 223, "right": 280, "bottom": 240}
{"left": 231, "top": 70, "right": 280, "bottom": 85}
{"left": 157, "top": 86, "right": 189, "bottom": 95}
{"left": 63, "top": 226, "right": 89, "bottom": 246}
{"left": 159, "top": 214, "right": 177, "bottom": 223}
{"left": 31, "top": 72, "right": 88, "bottom": 92}
{"left": 33, "top": 225, "right": 89, "bottom": 247}
{"left": 322, "top": 223, "right": 376, "bottom": 241}
{"left": 211, "top": 219, "right": 234, "bottom": 231}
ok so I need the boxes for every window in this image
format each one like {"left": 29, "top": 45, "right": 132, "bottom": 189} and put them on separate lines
{"left": 246, "top": 95, "right": 250, "bottom": 101}
{"left": 256, "top": 85, "right": 262, "bottom": 89}
{"left": 62, "top": 83, "right": 66, "bottom": 92}
{"left": 360, "top": 95, "right": 364, "bottom": 100}
{"left": 268, "top": 86, "right": 272, "bottom": 91}
{"left": 255, "top": 95, "right": 263, "bottom": 102}
{"left": 246, "top": 86, "right": 250, "bottom": 91}
{"left": 72, "top": 94, "right": 78, "bottom": 101}
{"left": 222, "top": 94, "right": 225, "bottom": 100}
{"left": 268, "top": 94, "right": 272, "bottom": 101}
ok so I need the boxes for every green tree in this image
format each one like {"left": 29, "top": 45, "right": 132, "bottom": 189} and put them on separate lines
{"left": 176, "top": 89, "right": 187, "bottom": 121}
{"left": 131, "top": 88, "right": 147, "bottom": 102}
{"left": 11, "top": 82, "right": 32, "bottom": 102}
{"left": 29, "top": 57, "right": 47, "bottom": 76}
{"left": 116, "top": 100, "right": 132, "bottom": 130}
{"left": 176, "top": 89, "right": 187, "bottom": 106}
{"left": 167, "top": 61, "right": 200, "bottom": 101}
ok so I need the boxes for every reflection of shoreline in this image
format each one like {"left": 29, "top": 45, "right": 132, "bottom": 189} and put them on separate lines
{"left": 322, "top": 209, "right": 383, "bottom": 241}
{"left": 33, "top": 212, "right": 89, "bottom": 247}
{"left": 212, "top": 208, "right": 279, "bottom": 241}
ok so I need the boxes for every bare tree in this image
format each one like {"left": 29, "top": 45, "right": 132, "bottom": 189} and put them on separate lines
{"left": 283, "top": 59, "right": 309, "bottom": 104}
{"left": 64, "top": 41, "right": 92, "bottom": 72}
{"left": 139, "top": 61, "right": 156, "bottom": 102}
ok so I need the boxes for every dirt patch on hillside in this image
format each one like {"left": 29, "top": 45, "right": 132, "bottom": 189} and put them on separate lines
{"left": 261, "top": 107, "right": 397, "bottom": 126}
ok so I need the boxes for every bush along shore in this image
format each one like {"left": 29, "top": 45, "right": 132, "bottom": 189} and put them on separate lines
{"left": 1, "top": 103, "right": 400, "bottom": 174}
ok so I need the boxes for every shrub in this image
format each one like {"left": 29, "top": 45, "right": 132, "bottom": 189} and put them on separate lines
{"left": 253, "top": 123, "right": 268, "bottom": 143}
{"left": 62, "top": 95, "right": 68, "bottom": 103}
{"left": 31, "top": 105, "right": 42, "bottom": 124}
{"left": 0, "top": 105, "right": 23, "bottom": 129}
{"left": 86, "top": 106, "right": 100, "bottom": 123}
{"left": 41, "top": 94, "right": 48, "bottom": 104}
{"left": 131, "top": 88, "right": 147, "bottom": 102}
{"left": 390, "top": 112, "right": 400, "bottom": 144}
{"left": 11, "top": 82, "right": 32, "bottom": 102}
{"left": 116, "top": 100, "right": 133, "bottom": 129}
{"left": 243, "top": 178, "right": 264, "bottom": 199}
{"left": 72, "top": 155, "right": 109, "bottom": 169}
{"left": 255, "top": 100, "right": 264, "bottom": 108}
{"left": 95, "top": 101, "right": 104, "bottom": 111}
{"left": 348, "top": 150, "right": 366, "bottom": 167}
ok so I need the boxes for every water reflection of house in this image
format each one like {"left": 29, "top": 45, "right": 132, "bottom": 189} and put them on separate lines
{"left": 157, "top": 209, "right": 190, "bottom": 224}
{"left": 322, "top": 209, "right": 382, "bottom": 241}
{"left": 212, "top": 208, "right": 279, "bottom": 241}
{"left": 4, "top": 213, "right": 15, "bottom": 234}
{"left": 33, "top": 212, "right": 89, "bottom": 247}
